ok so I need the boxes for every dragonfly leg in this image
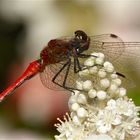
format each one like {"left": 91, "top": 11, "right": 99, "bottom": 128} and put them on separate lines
{"left": 62, "top": 60, "right": 83, "bottom": 92}
{"left": 52, "top": 59, "right": 82, "bottom": 92}
{"left": 74, "top": 57, "right": 82, "bottom": 73}
{"left": 52, "top": 60, "right": 69, "bottom": 86}
{"left": 116, "top": 72, "right": 126, "bottom": 78}
{"left": 74, "top": 54, "right": 97, "bottom": 73}
{"left": 62, "top": 59, "right": 71, "bottom": 87}
{"left": 78, "top": 53, "right": 97, "bottom": 58}
{"left": 52, "top": 60, "right": 74, "bottom": 92}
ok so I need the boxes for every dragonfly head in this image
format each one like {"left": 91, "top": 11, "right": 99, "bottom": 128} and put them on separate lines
{"left": 75, "top": 30, "right": 88, "bottom": 41}
{"left": 74, "top": 30, "right": 90, "bottom": 54}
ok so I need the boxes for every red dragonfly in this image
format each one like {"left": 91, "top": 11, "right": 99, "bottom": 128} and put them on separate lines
{"left": 0, "top": 30, "right": 140, "bottom": 102}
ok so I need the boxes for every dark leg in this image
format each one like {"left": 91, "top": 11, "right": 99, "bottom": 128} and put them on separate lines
{"left": 74, "top": 57, "right": 82, "bottom": 73}
{"left": 116, "top": 72, "right": 126, "bottom": 78}
{"left": 52, "top": 61, "right": 70, "bottom": 88}
{"left": 73, "top": 53, "right": 97, "bottom": 73}
{"left": 52, "top": 59, "right": 79, "bottom": 92}
{"left": 61, "top": 60, "right": 82, "bottom": 91}
{"left": 62, "top": 59, "right": 71, "bottom": 87}
{"left": 74, "top": 57, "right": 77, "bottom": 72}
{"left": 78, "top": 53, "right": 97, "bottom": 58}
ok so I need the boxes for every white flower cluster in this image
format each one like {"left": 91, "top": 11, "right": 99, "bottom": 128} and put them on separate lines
{"left": 55, "top": 52, "right": 140, "bottom": 140}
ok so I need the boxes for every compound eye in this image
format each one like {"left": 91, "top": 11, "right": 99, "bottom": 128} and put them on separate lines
{"left": 75, "top": 30, "right": 87, "bottom": 41}
{"left": 76, "top": 34, "right": 83, "bottom": 40}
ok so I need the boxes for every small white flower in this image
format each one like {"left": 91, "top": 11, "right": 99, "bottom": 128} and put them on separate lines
{"left": 79, "top": 69, "right": 90, "bottom": 77}
{"left": 84, "top": 58, "right": 94, "bottom": 67}
{"left": 98, "top": 53, "right": 105, "bottom": 59}
{"left": 111, "top": 73, "right": 118, "bottom": 79}
{"left": 68, "top": 91, "right": 79, "bottom": 105}
{"left": 96, "top": 109, "right": 121, "bottom": 133}
{"left": 106, "top": 98, "right": 137, "bottom": 117}
{"left": 115, "top": 98, "right": 137, "bottom": 116}
{"left": 91, "top": 52, "right": 100, "bottom": 57}
{"left": 72, "top": 115, "right": 81, "bottom": 125}
{"left": 103, "top": 61, "right": 113, "bottom": 67}
{"left": 106, "top": 99, "right": 117, "bottom": 109}
{"left": 77, "top": 94, "right": 87, "bottom": 104}
{"left": 89, "top": 66, "right": 98, "bottom": 74}
{"left": 112, "top": 78, "right": 122, "bottom": 86}
{"left": 108, "top": 83, "right": 118, "bottom": 94}
{"left": 95, "top": 57, "right": 104, "bottom": 65}
{"left": 97, "top": 90, "right": 107, "bottom": 100}
{"left": 85, "top": 134, "right": 112, "bottom": 140}
{"left": 82, "top": 80, "right": 93, "bottom": 91}
{"left": 71, "top": 103, "right": 80, "bottom": 111}
{"left": 98, "top": 69, "right": 107, "bottom": 78}
{"left": 104, "top": 61, "right": 114, "bottom": 73}
{"left": 111, "top": 117, "right": 140, "bottom": 140}
{"left": 100, "top": 78, "right": 110, "bottom": 89}
{"left": 55, "top": 113, "right": 85, "bottom": 140}
{"left": 117, "top": 87, "right": 126, "bottom": 97}
{"left": 77, "top": 107, "right": 88, "bottom": 118}
{"left": 88, "top": 89, "right": 97, "bottom": 98}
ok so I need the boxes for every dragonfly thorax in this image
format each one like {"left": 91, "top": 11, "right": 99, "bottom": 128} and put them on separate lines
{"left": 40, "top": 31, "right": 90, "bottom": 66}
{"left": 40, "top": 39, "right": 69, "bottom": 65}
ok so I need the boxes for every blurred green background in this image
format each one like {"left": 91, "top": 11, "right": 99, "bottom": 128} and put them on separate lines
{"left": 0, "top": 0, "right": 140, "bottom": 139}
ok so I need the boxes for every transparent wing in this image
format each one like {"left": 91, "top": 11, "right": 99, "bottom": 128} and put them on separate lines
{"left": 87, "top": 34, "right": 140, "bottom": 86}
{"left": 40, "top": 63, "right": 64, "bottom": 90}
{"left": 86, "top": 34, "right": 125, "bottom": 62}
{"left": 89, "top": 35, "right": 140, "bottom": 72}
{"left": 39, "top": 60, "right": 78, "bottom": 90}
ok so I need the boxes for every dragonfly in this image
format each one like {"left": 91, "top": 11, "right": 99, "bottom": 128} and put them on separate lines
{"left": 0, "top": 30, "right": 140, "bottom": 102}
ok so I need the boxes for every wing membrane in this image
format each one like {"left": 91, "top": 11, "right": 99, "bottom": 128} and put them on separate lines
{"left": 88, "top": 34, "right": 140, "bottom": 87}
{"left": 39, "top": 60, "right": 78, "bottom": 90}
